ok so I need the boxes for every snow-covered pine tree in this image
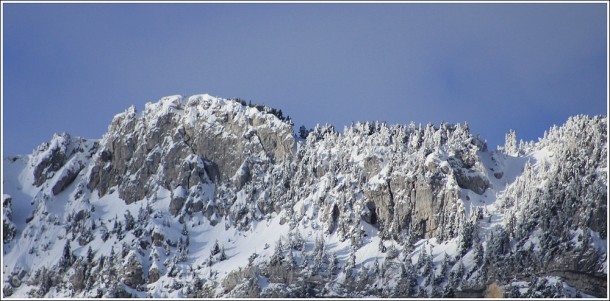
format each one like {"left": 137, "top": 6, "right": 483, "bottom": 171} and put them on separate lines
{"left": 504, "top": 129, "right": 518, "bottom": 156}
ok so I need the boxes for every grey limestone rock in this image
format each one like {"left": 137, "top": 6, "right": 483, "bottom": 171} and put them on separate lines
{"left": 123, "top": 255, "right": 145, "bottom": 288}
{"left": 51, "top": 160, "right": 84, "bottom": 195}
{"left": 169, "top": 195, "right": 186, "bottom": 216}
{"left": 86, "top": 96, "right": 295, "bottom": 216}
{"left": 70, "top": 264, "right": 86, "bottom": 292}
{"left": 234, "top": 162, "right": 251, "bottom": 190}
{"left": 33, "top": 134, "right": 72, "bottom": 187}
{"left": 148, "top": 267, "right": 160, "bottom": 284}
{"left": 454, "top": 169, "right": 490, "bottom": 195}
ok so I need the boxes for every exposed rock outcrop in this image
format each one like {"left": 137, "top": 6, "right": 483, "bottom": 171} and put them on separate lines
{"left": 454, "top": 169, "right": 490, "bottom": 195}
{"left": 123, "top": 254, "right": 144, "bottom": 288}
{"left": 87, "top": 95, "right": 295, "bottom": 213}
{"left": 51, "top": 159, "right": 84, "bottom": 195}
{"left": 2, "top": 195, "right": 16, "bottom": 244}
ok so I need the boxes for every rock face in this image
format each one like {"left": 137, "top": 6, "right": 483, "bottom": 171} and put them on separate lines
{"left": 363, "top": 177, "right": 460, "bottom": 240}
{"left": 148, "top": 267, "right": 160, "bottom": 284}
{"left": 70, "top": 264, "right": 86, "bottom": 292}
{"left": 453, "top": 169, "right": 489, "bottom": 195}
{"left": 33, "top": 148, "right": 66, "bottom": 187}
{"left": 31, "top": 133, "right": 92, "bottom": 187}
{"left": 2, "top": 195, "right": 16, "bottom": 244}
{"left": 292, "top": 122, "right": 483, "bottom": 245}
{"left": 87, "top": 95, "right": 295, "bottom": 213}
{"left": 2, "top": 94, "right": 606, "bottom": 299}
{"left": 52, "top": 159, "right": 84, "bottom": 195}
{"left": 28, "top": 132, "right": 97, "bottom": 198}
{"left": 123, "top": 254, "right": 144, "bottom": 288}
{"left": 544, "top": 250, "right": 607, "bottom": 297}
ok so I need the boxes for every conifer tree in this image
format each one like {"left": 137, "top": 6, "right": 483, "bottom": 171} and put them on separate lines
{"left": 124, "top": 210, "right": 135, "bottom": 231}
{"left": 59, "top": 240, "right": 73, "bottom": 269}
{"left": 211, "top": 239, "right": 220, "bottom": 256}
{"left": 86, "top": 246, "right": 94, "bottom": 263}
{"left": 220, "top": 246, "right": 227, "bottom": 261}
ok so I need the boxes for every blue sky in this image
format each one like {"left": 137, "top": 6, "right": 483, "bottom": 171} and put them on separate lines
{"left": 2, "top": 2, "right": 607, "bottom": 155}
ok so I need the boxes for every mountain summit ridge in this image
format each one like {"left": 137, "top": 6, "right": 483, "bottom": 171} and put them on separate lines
{"left": 2, "top": 93, "right": 607, "bottom": 298}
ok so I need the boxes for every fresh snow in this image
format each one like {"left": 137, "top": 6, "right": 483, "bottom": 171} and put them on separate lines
{"left": 2, "top": 95, "right": 606, "bottom": 298}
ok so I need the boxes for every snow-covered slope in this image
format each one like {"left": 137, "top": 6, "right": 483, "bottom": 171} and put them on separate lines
{"left": 2, "top": 94, "right": 607, "bottom": 298}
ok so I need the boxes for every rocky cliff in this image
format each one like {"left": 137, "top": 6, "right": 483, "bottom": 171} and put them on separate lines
{"left": 2, "top": 94, "right": 607, "bottom": 298}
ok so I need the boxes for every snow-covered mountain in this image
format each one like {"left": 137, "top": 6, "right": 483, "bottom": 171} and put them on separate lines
{"left": 2, "top": 94, "right": 607, "bottom": 298}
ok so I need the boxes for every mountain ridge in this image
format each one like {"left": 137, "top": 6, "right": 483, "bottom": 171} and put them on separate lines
{"left": 2, "top": 93, "right": 607, "bottom": 298}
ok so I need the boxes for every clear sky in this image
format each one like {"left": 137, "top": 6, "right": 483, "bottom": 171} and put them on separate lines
{"left": 2, "top": 2, "right": 607, "bottom": 155}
